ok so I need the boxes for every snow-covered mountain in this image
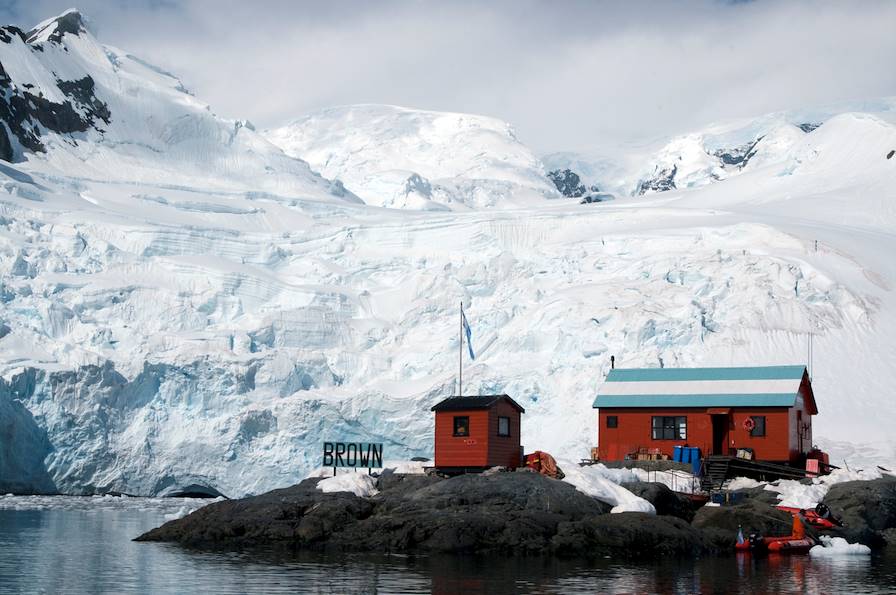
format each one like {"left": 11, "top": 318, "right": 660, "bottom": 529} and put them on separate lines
{"left": 265, "top": 104, "right": 558, "bottom": 210}
{"left": 0, "top": 10, "right": 356, "bottom": 200}
{"left": 2, "top": 11, "right": 895, "bottom": 497}
{"left": 545, "top": 98, "right": 896, "bottom": 197}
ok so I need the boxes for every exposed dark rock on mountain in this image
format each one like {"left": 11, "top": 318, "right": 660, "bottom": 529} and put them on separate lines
{"left": 797, "top": 122, "right": 821, "bottom": 133}
{"left": 713, "top": 137, "right": 762, "bottom": 169}
{"left": 636, "top": 164, "right": 677, "bottom": 195}
{"left": 0, "top": 14, "right": 111, "bottom": 162}
{"left": 547, "top": 168, "right": 588, "bottom": 198}
{"left": 27, "top": 10, "right": 88, "bottom": 44}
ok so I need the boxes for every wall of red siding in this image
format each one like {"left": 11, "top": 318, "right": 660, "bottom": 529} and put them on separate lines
{"left": 787, "top": 383, "right": 814, "bottom": 460}
{"left": 597, "top": 407, "right": 795, "bottom": 462}
{"left": 487, "top": 401, "right": 522, "bottom": 468}
{"left": 434, "top": 409, "right": 490, "bottom": 467}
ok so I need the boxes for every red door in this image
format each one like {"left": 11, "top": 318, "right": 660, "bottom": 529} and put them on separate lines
{"left": 711, "top": 414, "right": 729, "bottom": 455}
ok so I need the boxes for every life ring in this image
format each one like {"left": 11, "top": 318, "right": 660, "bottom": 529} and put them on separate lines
{"left": 743, "top": 417, "right": 756, "bottom": 432}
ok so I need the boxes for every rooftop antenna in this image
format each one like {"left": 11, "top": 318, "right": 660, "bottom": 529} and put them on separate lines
{"left": 807, "top": 333, "right": 813, "bottom": 381}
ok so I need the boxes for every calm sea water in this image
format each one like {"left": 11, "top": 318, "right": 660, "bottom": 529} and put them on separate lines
{"left": 1, "top": 496, "right": 894, "bottom": 594}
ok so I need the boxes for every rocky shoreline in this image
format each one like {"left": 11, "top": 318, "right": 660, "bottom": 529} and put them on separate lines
{"left": 136, "top": 471, "right": 896, "bottom": 557}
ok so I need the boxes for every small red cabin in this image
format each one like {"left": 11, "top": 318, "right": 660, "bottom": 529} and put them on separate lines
{"left": 431, "top": 394, "right": 525, "bottom": 472}
{"left": 594, "top": 365, "right": 817, "bottom": 465}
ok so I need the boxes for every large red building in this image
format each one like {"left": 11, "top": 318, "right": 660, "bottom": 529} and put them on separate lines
{"left": 593, "top": 365, "right": 817, "bottom": 465}
{"left": 431, "top": 394, "right": 524, "bottom": 472}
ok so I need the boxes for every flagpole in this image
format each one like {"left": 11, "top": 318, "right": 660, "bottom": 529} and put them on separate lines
{"left": 458, "top": 300, "right": 463, "bottom": 396}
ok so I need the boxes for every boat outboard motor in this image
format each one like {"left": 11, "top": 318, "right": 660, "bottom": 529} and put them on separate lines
{"left": 748, "top": 532, "right": 765, "bottom": 551}
{"left": 814, "top": 502, "right": 843, "bottom": 527}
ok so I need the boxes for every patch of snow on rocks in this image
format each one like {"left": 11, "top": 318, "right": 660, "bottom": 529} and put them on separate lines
{"left": 316, "top": 473, "right": 379, "bottom": 498}
{"left": 561, "top": 463, "right": 655, "bottom": 514}
{"left": 726, "top": 477, "right": 765, "bottom": 491}
{"left": 766, "top": 468, "right": 885, "bottom": 509}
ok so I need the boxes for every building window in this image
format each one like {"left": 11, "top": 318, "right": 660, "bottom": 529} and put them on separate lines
{"left": 652, "top": 416, "right": 687, "bottom": 440}
{"left": 498, "top": 416, "right": 510, "bottom": 437}
{"left": 607, "top": 415, "right": 618, "bottom": 428}
{"left": 750, "top": 416, "right": 766, "bottom": 437}
{"left": 453, "top": 416, "right": 469, "bottom": 437}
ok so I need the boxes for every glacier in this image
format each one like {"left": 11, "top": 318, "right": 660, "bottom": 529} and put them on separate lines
{"left": 265, "top": 104, "right": 559, "bottom": 210}
{"left": 1, "top": 11, "right": 895, "bottom": 497}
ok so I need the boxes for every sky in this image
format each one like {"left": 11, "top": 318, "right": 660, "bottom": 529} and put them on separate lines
{"left": 2, "top": 0, "right": 895, "bottom": 153}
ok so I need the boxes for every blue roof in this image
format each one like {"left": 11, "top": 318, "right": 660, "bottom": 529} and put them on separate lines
{"left": 594, "top": 393, "right": 798, "bottom": 408}
{"left": 604, "top": 365, "right": 807, "bottom": 383}
{"left": 593, "top": 365, "right": 815, "bottom": 411}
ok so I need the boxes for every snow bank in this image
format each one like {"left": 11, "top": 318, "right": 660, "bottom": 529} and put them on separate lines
{"left": 809, "top": 536, "right": 871, "bottom": 557}
{"left": 316, "top": 474, "right": 379, "bottom": 498}
{"left": 726, "top": 477, "right": 764, "bottom": 491}
{"left": 560, "top": 463, "right": 655, "bottom": 514}
{"left": 767, "top": 468, "right": 885, "bottom": 509}
{"left": 382, "top": 460, "right": 427, "bottom": 475}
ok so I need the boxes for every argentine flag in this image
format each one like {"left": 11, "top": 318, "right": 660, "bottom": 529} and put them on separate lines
{"left": 461, "top": 305, "right": 475, "bottom": 360}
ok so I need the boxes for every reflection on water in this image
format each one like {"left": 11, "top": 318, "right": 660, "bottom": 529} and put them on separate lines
{"left": 0, "top": 497, "right": 894, "bottom": 594}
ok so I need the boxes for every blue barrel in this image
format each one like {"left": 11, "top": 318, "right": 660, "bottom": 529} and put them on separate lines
{"left": 690, "top": 448, "right": 701, "bottom": 475}
{"left": 673, "top": 446, "right": 683, "bottom": 462}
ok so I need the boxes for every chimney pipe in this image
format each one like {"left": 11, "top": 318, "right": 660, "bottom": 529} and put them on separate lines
{"left": 610, "top": 355, "right": 615, "bottom": 370}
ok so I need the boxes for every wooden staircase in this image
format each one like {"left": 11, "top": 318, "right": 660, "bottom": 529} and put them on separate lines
{"left": 700, "top": 455, "right": 813, "bottom": 492}
{"left": 700, "top": 456, "right": 731, "bottom": 491}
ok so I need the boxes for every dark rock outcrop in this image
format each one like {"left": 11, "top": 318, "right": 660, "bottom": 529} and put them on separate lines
{"left": 553, "top": 513, "right": 709, "bottom": 557}
{"left": 137, "top": 472, "right": 717, "bottom": 557}
{"left": 822, "top": 475, "right": 896, "bottom": 547}
{"left": 137, "top": 478, "right": 372, "bottom": 544}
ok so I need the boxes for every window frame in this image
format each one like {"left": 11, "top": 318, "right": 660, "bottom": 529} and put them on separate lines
{"left": 749, "top": 415, "right": 766, "bottom": 437}
{"left": 453, "top": 415, "right": 470, "bottom": 437}
{"left": 651, "top": 416, "right": 687, "bottom": 440}
{"left": 497, "top": 416, "right": 511, "bottom": 437}
{"left": 606, "top": 415, "right": 618, "bottom": 429}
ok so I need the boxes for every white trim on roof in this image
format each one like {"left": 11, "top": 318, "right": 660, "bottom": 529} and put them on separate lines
{"left": 598, "top": 378, "right": 799, "bottom": 396}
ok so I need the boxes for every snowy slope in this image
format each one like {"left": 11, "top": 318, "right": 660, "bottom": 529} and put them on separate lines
{"left": 2, "top": 11, "right": 895, "bottom": 497}
{"left": 265, "top": 104, "right": 559, "bottom": 210}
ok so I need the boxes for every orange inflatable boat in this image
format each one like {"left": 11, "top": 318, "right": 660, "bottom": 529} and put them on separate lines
{"left": 735, "top": 514, "right": 816, "bottom": 554}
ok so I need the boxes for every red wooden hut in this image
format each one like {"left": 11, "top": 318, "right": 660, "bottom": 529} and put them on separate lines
{"left": 593, "top": 365, "right": 817, "bottom": 465}
{"left": 431, "top": 394, "right": 525, "bottom": 473}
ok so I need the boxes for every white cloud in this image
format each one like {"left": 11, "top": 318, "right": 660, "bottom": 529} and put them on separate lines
{"left": 3, "top": 0, "right": 895, "bottom": 152}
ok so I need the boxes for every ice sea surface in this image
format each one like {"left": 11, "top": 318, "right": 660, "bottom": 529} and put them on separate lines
{"left": 1, "top": 497, "right": 895, "bottom": 594}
